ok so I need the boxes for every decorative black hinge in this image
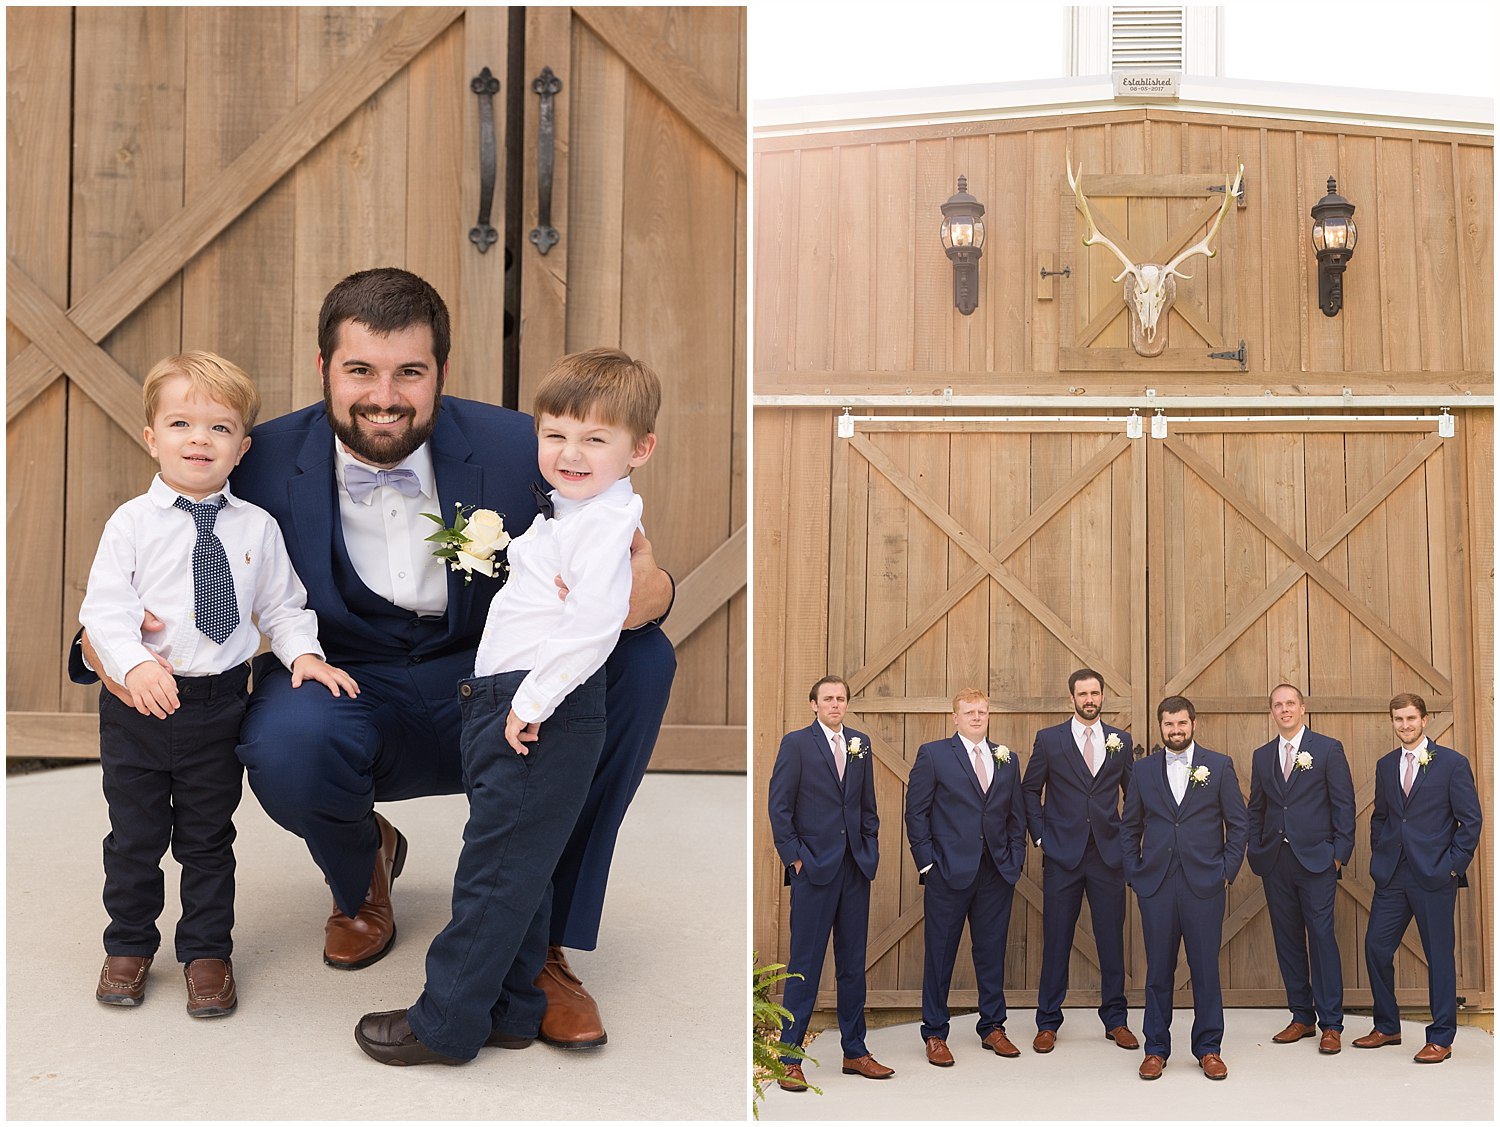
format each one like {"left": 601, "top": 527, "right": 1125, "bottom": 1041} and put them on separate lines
{"left": 1208, "top": 180, "right": 1247, "bottom": 208}
{"left": 1208, "top": 340, "right": 1248, "bottom": 371}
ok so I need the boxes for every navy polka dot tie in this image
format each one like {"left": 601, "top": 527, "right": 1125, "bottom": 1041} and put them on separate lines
{"left": 174, "top": 495, "right": 239, "bottom": 645}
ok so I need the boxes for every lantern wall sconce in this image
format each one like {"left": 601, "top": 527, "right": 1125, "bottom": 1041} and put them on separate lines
{"left": 940, "top": 176, "right": 986, "bottom": 315}
{"left": 1310, "top": 176, "right": 1357, "bottom": 317}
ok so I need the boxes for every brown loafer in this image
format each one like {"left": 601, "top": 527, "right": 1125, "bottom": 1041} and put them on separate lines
{"left": 1106, "top": 1025, "right": 1140, "bottom": 1050}
{"left": 1352, "top": 1029, "right": 1403, "bottom": 1049}
{"left": 1198, "top": 1051, "right": 1228, "bottom": 1080}
{"left": 1413, "top": 1042, "right": 1452, "bottom": 1064}
{"left": 1272, "top": 1020, "right": 1317, "bottom": 1043}
{"left": 324, "top": 812, "right": 407, "bottom": 970}
{"left": 841, "top": 1053, "right": 894, "bottom": 1078}
{"left": 777, "top": 1063, "right": 809, "bottom": 1091}
{"left": 183, "top": 958, "right": 237, "bottom": 1018}
{"left": 980, "top": 1029, "right": 1020, "bottom": 1058}
{"left": 1032, "top": 1029, "right": 1057, "bottom": 1053}
{"left": 1319, "top": 1028, "right": 1341, "bottom": 1054}
{"left": 536, "top": 946, "right": 608, "bottom": 1048}
{"left": 926, "top": 1036, "right": 955, "bottom": 1066}
{"left": 1138, "top": 1053, "right": 1166, "bottom": 1080}
{"left": 96, "top": 955, "right": 152, "bottom": 1006}
{"left": 355, "top": 1008, "right": 467, "bottom": 1066}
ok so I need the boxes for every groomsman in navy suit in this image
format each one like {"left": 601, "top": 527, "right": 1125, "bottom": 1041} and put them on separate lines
{"left": 905, "top": 689, "right": 1028, "bottom": 1067}
{"left": 1354, "top": 693, "right": 1481, "bottom": 1064}
{"left": 1021, "top": 668, "right": 1138, "bottom": 1054}
{"left": 1122, "top": 696, "right": 1247, "bottom": 1081}
{"left": 768, "top": 676, "right": 893, "bottom": 1091}
{"left": 1247, "top": 684, "right": 1354, "bottom": 1054}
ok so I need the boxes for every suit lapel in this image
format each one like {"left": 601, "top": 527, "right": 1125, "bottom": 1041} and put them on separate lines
{"left": 810, "top": 725, "right": 842, "bottom": 790}
{"left": 952, "top": 735, "right": 986, "bottom": 801}
{"left": 287, "top": 418, "right": 355, "bottom": 626}
{"left": 429, "top": 410, "right": 484, "bottom": 645}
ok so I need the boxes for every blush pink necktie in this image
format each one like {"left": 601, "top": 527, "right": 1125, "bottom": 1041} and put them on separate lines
{"left": 1083, "top": 727, "right": 1097, "bottom": 775}
{"left": 1283, "top": 741, "right": 1295, "bottom": 782}
{"left": 1401, "top": 751, "right": 1414, "bottom": 796}
{"left": 972, "top": 745, "right": 989, "bottom": 793}
{"left": 833, "top": 733, "right": 845, "bottom": 782}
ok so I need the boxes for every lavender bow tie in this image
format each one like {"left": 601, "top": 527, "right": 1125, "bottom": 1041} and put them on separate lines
{"left": 1166, "top": 751, "right": 1190, "bottom": 767}
{"left": 345, "top": 464, "right": 420, "bottom": 503}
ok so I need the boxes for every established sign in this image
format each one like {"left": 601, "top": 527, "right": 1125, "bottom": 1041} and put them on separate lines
{"left": 1113, "top": 72, "right": 1180, "bottom": 99}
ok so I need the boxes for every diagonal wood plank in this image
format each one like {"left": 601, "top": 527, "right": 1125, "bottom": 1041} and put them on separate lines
{"left": 6, "top": 262, "right": 149, "bottom": 452}
{"left": 662, "top": 524, "right": 746, "bottom": 646}
{"left": 1166, "top": 436, "right": 1451, "bottom": 692}
{"left": 851, "top": 433, "right": 1130, "bottom": 691}
{"left": 574, "top": 7, "right": 746, "bottom": 176}
{"left": 1168, "top": 433, "right": 1445, "bottom": 695}
{"left": 7, "top": 6, "right": 464, "bottom": 425}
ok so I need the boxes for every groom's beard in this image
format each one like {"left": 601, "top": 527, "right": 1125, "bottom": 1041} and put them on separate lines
{"left": 324, "top": 386, "right": 441, "bottom": 466}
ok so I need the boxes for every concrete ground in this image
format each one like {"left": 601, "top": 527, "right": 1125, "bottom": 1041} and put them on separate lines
{"left": 7, "top": 764, "right": 747, "bottom": 1121}
{"left": 757, "top": 1008, "right": 1494, "bottom": 1121}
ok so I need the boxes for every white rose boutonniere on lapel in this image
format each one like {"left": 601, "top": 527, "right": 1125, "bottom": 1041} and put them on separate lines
{"left": 1188, "top": 764, "right": 1211, "bottom": 788}
{"left": 846, "top": 737, "right": 867, "bottom": 760}
{"left": 992, "top": 744, "right": 1012, "bottom": 766}
{"left": 1104, "top": 733, "right": 1124, "bottom": 757}
{"left": 1293, "top": 750, "right": 1314, "bottom": 772}
{"left": 424, "top": 503, "right": 511, "bottom": 583}
{"left": 1415, "top": 747, "right": 1433, "bottom": 772}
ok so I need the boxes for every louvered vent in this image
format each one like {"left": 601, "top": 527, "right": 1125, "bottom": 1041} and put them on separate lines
{"left": 1110, "top": 7, "right": 1184, "bottom": 71}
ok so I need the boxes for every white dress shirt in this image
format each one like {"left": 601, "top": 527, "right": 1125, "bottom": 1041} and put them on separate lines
{"left": 334, "top": 439, "right": 448, "bottom": 617}
{"left": 959, "top": 733, "right": 994, "bottom": 788}
{"left": 1280, "top": 725, "right": 1306, "bottom": 778}
{"left": 80, "top": 474, "right": 323, "bottom": 683}
{"left": 1072, "top": 716, "right": 1104, "bottom": 776}
{"left": 473, "top": 478, "right": 641, "bottom": 724}
{"left": 817, "top": 720, "right": 846, "bottom": 775}
{"left": 1167, "top": 742, "right": 1196, "bottom": 805}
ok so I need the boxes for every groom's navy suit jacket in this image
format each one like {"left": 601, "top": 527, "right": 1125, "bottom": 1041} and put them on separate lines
{"left": 906, "top": 735, "right": 1026, "bottom": 888}
{"left": 1247, "top": 729, "right": 1354, "bottom": 877}
{"left": 1021, "top": 720, "right": 1133, "bottom": 867}
{"left": 1121, "top": 746, "right": 1247, "bottom": 899}
{"left": 1369, "top": 742, "right": 1481, "bottom": 892}
{"left": 768, "top": 722, "right": 879, "bottom": 886}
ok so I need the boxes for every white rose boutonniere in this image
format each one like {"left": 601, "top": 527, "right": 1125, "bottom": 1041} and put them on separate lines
{"left": 1188, "top": 764, "right": 1211, "bottom": 788}
{"left": 1104, "top": 733, "right": 1124, "bottom": 757}
{"left": 992, "top": 744, "right": 1012, "bottom": 766}
{"left": 846, "top": 736, "right": 867, "bottom": 759}
{"left": 1415, "top": 747, "right": 1433, "bottom": 771}
{"left": 423, "top": 503, "right": 511, "bottom": 584}
{"left": 1293, "top": 750, "right": 1314, "bottom": 772}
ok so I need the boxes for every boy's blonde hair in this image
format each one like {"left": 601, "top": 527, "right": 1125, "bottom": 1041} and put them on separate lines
{"left": 532, "top": 348, "right": 660, "bottom": 442}
{"left": 143, "top": 351, "right": 261, "bottom": 430}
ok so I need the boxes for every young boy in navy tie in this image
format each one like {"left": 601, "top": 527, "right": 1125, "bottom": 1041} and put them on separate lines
{"left": 80, "top": 351, "right": 357, "bottom": 1016}
{"left": 355, "top": 347, "right": 662, "bottom": 1065}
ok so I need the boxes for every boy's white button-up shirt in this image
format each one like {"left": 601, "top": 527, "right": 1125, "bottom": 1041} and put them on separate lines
{"left": 473, "top": 477, "right": 641, "bottom": 725}
{"left": 80, "top": 474, "right": 324, "bottom": 683}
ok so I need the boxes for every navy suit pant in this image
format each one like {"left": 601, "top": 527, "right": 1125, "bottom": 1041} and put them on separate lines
{"left": 406, "top": 669, "right": 605, "bottom": 1060}
{"left": 779, "top": 850, "right": 871, "bottom": 1062}
{"left": 98, "top": 669, "right": 247, "bottom": 963}
{"left": 1365, "top": 859, "right": 1459, "bottom": 1046}
{"left": 1036, "top": 838, "right": 1127, "bottom": 1032}
{"left": 920, "top": 853, "right": 1015, "bottom": 1042}
{"left": 1263, "top": 845, "right": 1342, "bottom": 1029}
{"left": 238, "top": 625, "right": 673, "bottom": 947}
{"left": 1137, "top": 867, "right": 1225, "bottom": 1060}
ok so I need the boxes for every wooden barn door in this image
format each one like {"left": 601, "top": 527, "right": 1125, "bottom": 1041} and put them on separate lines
{"left": 7, "top": 6, "right": 746, "bottom": 770}
{"left": 1150, "top": 417, "right": 1485, "bottom": 1007}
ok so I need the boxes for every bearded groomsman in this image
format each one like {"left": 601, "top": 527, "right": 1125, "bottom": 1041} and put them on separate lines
{"left": 1354, "top": 693, "right": 1481, "bottom": 1064}
{"left": 768, "top": 676, "right": 893, "bottom": 1091}
{"left": 1122, "top": 696, "right": 1246, "bottom": 1082}
{"left": 1021, "top": 669, "right": 1138, "bottom": 1054}
{"left": 905, "top": 689, "right": 1027, "bottom": 1068}
{"left": 1247, "top": 684, "right": 1355, "bottom": 1054}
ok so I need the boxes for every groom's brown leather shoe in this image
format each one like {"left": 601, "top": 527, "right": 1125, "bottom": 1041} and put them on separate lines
{"left": 1352, "top": 1029, "right": 1402, "bottom": 1048}
{"left": 355, "top": 1008, "right": 467, "bottom": 1066}
{"left": 1272, "top": 1020, "right": 1317, "bottom": 1043}
{"left": 1413, "top": 1042, "right": 1452, "bottom": 1063}
{"left": 980, "top": 1029, "right": 1020, "bottom": 1057}
{"left": 536, "top": 946, "right": 607, "bottom": 1048}
{"left": 324, "top": 813, "right": 406, "bottom": 970}
{"left": 842, "top": 1053, "right": 894, "bottom": 1078}
{"left": 96, "top": 955, "right": 152, "bottom": 1006}
{"left": 1138, "top": 1054, "right": 1165, "bottom": 1080}
{"left": 777, "top": 1064, "right": 808, "bottom": 1091}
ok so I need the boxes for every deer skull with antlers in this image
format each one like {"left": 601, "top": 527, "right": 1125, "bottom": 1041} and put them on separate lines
{"left": 1067, "top": 155, "right": 1243, "bottom": 356}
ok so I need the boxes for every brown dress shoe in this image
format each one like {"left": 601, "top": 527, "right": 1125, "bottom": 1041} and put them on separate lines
{"left": 183, "top": 958, "right": 237, "bottom": 1018}
{"left": 842, "top": 1053, "right": 895, "bottom": 1078}
{"left": 96, "top": 955, "right": 152, "bottom": 1006}
{"left": 324, "top": 812, "right": 407, "bottom": 970}
{"left": 1106, "top": 1025, "right": 1140, "bottom": 1050}
{"left": 1319, "top": 1029, "right": 1341, "bottom": 1054}
{"left": 1032, "top": 1029, "right": 1057, "bottom": 1053}
{"left": 1138, "top": 1053, "right": 1166, "bottom": 1080}
{"left": 1198, "top": 1051, "right": 1228, "bottom": 1080}
{"left": 980, "top": 1029, "right": 1020, "bottom": 1058}
{"left": 536, "top": 946, "right": 607, "bottom": 1048}
{"left": 1413, "top": 1042, "right": 1452, "bottom": 1063}
{"left": 1272, "top": 1020, "right": 1317, "bottom": 1043}
{"left": 355, "top": 1008, "right": 467, "bottom": 1066}
{"left": 777, "top": 1063, "right": 809, "bottom": 1091}
{"left": 1352, "top": 1029, "right": 1403, "bottom": 1049}
{"left": 484, "top": 1029, "right": 535, "bottom": 1050}
{"left": 926, "top": 1036, "right": 955, "bottom": 1066}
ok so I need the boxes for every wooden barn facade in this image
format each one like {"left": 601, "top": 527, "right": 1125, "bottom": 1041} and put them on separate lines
{"left": 752, "top": 80, "right": 1493, "bottom": 1011}
{"left": 7, "top": 6, "right": 746, "bottom": 772}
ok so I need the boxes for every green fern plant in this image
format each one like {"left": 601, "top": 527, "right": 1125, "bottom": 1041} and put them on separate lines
{"left": 752, "top": 955, "right": 821, "bottom": 1117}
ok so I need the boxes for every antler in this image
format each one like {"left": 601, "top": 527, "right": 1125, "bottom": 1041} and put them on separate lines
{"left": 1162, "top": 163, "right": 1244, "bottom": 279}
{"left": 1067, "top": 152, "right": 1139, "bottom": 283}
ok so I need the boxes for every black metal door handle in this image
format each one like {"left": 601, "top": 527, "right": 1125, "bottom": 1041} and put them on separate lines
{"left": 469, "top": 67, "right": 500, "bottom": 253}
{"left": 529, "top": 66, "right": 561, "bottom": 255}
